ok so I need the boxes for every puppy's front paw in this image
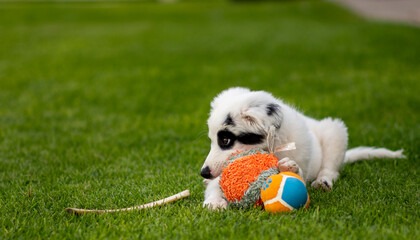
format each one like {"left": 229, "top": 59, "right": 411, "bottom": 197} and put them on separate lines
{"left": 311, "top": 176, "right": 333, "bottom": 191}
{"left": 203, "top": 197, "right": 228, "bottom": 210}
{"left": 277, "top": 157, "right": 300, "bottom": 174}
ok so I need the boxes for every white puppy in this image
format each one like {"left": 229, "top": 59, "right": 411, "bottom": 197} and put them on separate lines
{"left": 201, "top": 87, "right": 405, "bottom": 209}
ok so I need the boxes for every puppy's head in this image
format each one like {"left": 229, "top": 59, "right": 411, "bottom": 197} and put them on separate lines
{"left": 200, "top": 87, "right": 283, "bottom": 179}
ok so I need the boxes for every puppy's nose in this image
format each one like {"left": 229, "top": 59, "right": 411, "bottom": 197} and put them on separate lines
{"left": 201, "top": 166, "right": 212, "bottom": 179}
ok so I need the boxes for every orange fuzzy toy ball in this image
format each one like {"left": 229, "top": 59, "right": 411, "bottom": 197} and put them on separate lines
{"left": 219, "top": 149, "right": 280, "bottom": 209}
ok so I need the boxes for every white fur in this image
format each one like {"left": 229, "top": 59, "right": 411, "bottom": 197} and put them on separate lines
{"left": 201, "top": 87, "right": 405, "bottom": 209}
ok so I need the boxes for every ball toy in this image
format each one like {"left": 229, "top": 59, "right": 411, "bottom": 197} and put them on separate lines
{"left": 219, "top": 149, "right": 280, "bottom": 209}
{"left": 219, "top": 148, "right": 310, "bottom": 212}
{"left": 261, "top": 172, "right": 310, "bottom": 213}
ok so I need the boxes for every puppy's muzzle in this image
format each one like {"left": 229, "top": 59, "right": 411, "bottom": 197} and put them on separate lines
{"left": 200, "top": 166, "right": 212, "bottom": 179}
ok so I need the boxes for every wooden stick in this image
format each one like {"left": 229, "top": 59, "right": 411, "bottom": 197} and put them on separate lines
{"left": 66, "top": 189, "right": 190, "bottom": 215}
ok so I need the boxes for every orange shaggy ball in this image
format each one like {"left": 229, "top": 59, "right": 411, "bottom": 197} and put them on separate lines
{"left": 220, "top": 152, "right": 278, "bottom": 203}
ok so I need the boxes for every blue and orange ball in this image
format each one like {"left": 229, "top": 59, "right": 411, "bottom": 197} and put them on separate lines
{"left": 261, "top": 172, "right": 310, "bottom": 213}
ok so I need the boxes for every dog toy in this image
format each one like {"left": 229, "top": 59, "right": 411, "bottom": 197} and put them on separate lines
{"left": 66, "top": 190, "right": 190, "bottom": 215}
{"left": 219, "top": 142, "right": 309, "bottom": 212}
{"left": 219, "top": 149, "right": 279, "bottom": 208}
{"left": 261, "top": 172, "right": 309, "bottom": 213}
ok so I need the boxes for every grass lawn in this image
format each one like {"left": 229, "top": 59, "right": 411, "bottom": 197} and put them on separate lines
{"left": 0, "top": 0, "right": 419, "bottom": 239}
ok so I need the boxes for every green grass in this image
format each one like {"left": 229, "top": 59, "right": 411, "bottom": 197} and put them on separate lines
{"left": 0, "top": 1, "right": 419, "bottom": 239}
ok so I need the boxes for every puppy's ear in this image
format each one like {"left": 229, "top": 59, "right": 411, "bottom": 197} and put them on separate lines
{"left": 265, "top": 103, "right": 282, "bottom": 129}
{"left": 241, "top": 103, "right": 282, "bottom": 131}
{"left": 241, "top": 105, "right": 264, "bottom": 127}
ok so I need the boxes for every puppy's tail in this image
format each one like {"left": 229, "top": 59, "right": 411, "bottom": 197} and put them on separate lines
{"left": 344, "top": 147, "right": 406, "bottom": 164}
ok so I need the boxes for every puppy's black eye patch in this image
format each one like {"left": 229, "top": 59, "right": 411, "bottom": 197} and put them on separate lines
{"left": 217, "top": 130, "right": 236, "bottom": 150}
{"left": 237, "top": 132, "right": 264, "bottom": 145}
{"left": 217, "top": 130, "right": 265, "bottom": 150}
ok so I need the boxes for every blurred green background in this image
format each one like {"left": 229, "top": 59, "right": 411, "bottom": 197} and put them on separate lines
{"left": 0, "top": 0, "right": 419, "bottom": 239}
